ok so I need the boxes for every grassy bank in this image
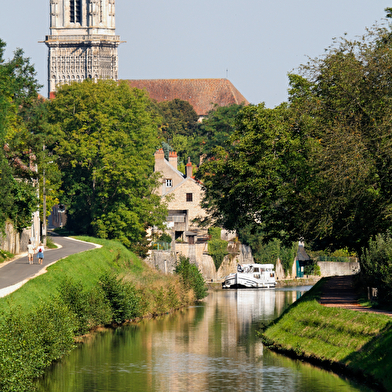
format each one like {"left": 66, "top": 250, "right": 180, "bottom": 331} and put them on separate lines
{"left": 0, "top": 237, "right": 201, "bottom": 391}
{"left": 260, "top": 279, "right": 392, "bottom": 391}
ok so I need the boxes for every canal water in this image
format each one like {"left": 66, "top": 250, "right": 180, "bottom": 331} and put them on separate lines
{"left": 37, "top": 287, "right": 372, "bottom": 392}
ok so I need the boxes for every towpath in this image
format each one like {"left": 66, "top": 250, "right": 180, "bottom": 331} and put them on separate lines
{"left": 318, "top": 275, "right": 392, "bottom": 316}
{"left": 0, "top": 236, "right": 99, "bottom": 297}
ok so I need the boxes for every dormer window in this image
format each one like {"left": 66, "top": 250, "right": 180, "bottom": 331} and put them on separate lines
{"left": 70, "top": 0, "right": 81, "bottom": 23}
{"left": 166, "top": 179, "right": 172, "bottom": 187}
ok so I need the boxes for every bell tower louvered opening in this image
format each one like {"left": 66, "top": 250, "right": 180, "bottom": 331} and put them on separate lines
{"left": 70, "top": 0, "right": 81, "bottom": 24}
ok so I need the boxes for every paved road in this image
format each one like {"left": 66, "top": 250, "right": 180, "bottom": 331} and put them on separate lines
{"left": 0, "top": 236, "right": 99, "bottom": 297}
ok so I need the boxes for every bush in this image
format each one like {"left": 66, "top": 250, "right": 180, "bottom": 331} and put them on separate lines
{"left": 304, "top": 260, "right": 321, "bottom": 276}
{"left": 208, "top": 227, "right": 228, "bottom": 271}
{"left": 58, "top": 277, "right": 112, "bottom": 334}
{"left": 279, "top": 242, "right": 298, "bottom": 273}
{"left": 175, "top": 255, "right": 207, "bottom": 300}
{"left": 0, "top": 249, "right": 13, "bottom": 263}
{"left": 361, "top": 232, "right": 392, "bottom": 304}
{"left": 99, "top": 272, "right": 142, "bottom": 324}
{"left": 158, "top": 232, "right": 172, "bottom": 243}
{"left": 0, "top": 300, "right": 77, "bottom": 392}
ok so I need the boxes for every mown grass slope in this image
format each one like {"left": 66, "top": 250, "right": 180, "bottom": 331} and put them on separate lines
{"left": 0, "top": 236, "right": 199, "bottom": 392}
{"left": 261, "top": 279, "right": 392, "bottom": 391}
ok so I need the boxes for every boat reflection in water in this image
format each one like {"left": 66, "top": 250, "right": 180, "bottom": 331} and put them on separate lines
{"left": 36, "top": 288, "right": 372, "bottom": 392}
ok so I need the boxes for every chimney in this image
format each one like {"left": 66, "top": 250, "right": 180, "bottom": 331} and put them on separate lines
{"left": 155, "top": 149, "right": 165, "bottom": 161}
{"left": 186, "top": 157, "right": 193, "bottom": 178}
{"left": 169, "top": 151, "right": 178, "bottom": 170}
{"left": 154, "top": 149, "right": 165, "bottom": 172}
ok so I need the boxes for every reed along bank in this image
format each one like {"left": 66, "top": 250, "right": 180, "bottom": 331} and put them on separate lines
{"left": 0, "top": 237, "right": 205, "bottom": 392}
{"left": 260, "top": 279, "right": 392, "bottom": 391}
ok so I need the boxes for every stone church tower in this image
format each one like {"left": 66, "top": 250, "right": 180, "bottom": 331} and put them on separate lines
{"left": 44, "top": 0, "right": 120, "bottom": 97}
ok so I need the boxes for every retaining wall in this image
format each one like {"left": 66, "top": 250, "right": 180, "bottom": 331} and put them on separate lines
{"left": 146, "top": 244, "right": 361, "bottom": 281}
{"left": 317, "top": 261, "right": 360, "bottom": 276}
{"left": 0, "top": 221, "right": 33, "bottom": 255}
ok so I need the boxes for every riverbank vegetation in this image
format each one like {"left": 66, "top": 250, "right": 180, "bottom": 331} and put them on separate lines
{"left": 0, "top": 237, "right": 207, "bottom": 392}
{"left": 196, "top": 10, "right": 392, "bottom": 259}
{"left": 260, "top": 279, "right": 392, "bottom": 391}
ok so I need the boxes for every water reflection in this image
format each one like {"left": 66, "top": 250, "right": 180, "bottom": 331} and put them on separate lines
{"left": 37, "top": 287, "right": 372, "bottom": 392}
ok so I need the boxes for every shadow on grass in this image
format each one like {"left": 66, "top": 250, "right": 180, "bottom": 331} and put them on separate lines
{"left": 259, "top": 278, "right": 327, "bottom": 332}
{"left": 341, "top": 321, "right": 392, "bottom": 391}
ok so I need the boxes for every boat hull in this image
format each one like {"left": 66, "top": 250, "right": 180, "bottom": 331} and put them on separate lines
{"left": 222, "top": 263, "right": 276, "bottom": 289}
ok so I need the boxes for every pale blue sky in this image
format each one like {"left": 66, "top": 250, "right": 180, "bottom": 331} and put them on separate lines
{"left": 0, "top": 1, "right": 391, "bottom": 107}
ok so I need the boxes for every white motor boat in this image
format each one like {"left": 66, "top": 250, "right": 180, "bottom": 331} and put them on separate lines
{"left": 222, "top": 263, "right": 276, "bottom": 289}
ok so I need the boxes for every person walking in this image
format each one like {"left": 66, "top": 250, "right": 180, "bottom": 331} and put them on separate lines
{"left": 36, "top": 243, "right": 44, "bottom": 265}
{"left": 27, "top": 240, "right": 35, "bottom": 264}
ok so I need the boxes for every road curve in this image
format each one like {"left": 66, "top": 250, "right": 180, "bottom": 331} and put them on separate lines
{"left": 0, "top": 236, "right": 99, "bottom": 297}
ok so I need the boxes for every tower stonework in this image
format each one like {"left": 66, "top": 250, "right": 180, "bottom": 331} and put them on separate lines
{"left": 45, "top": 0, "right": 120, "bottom": 97}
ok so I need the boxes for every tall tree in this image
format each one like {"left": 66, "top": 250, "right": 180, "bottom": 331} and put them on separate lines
{"left": 0, "top": 39, "right": 42, "bottom": 232}
{"left": 198, "top": 16, "right": 392, "bottom": 253}
{"left": 47, "top": 80, "right": 167, "bottom": 255}
{"left": 157, "top": 98, "right": 199, "bottom": 140}
{"left": 197, "top": 104, "right": 244, "bottom": 159}
{"left": 197, "top": 103, "right": 314, "bottom": 245}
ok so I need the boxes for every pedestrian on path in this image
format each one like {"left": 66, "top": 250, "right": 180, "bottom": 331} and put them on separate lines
{"left": 27, "top": 240, "right": 35, "bottom": 264}
{"left": 36, "top": 243, "right": 44, "bottom": 265}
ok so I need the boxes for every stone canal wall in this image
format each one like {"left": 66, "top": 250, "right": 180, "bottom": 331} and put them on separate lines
{"left": 318, "top": 261, "right": 360, "bottom": 276}
{"left": 146, "top": 244, "right": 361, "bottom": 281}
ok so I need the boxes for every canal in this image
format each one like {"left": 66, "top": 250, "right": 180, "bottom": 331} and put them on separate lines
{"left": 36, "top": 287, "right": 372, "bottom": 391}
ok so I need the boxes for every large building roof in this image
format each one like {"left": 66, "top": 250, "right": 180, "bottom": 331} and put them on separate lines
{"left": 125, "top": 78, "right": 249, "bottom": 116}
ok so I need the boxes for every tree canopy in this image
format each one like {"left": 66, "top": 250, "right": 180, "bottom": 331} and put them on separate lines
{"left": 46, "top": 80, "right": 167, "bottom": 255}
{"left": 0, "top": 39, "right": 44, "bottom": 232}
{"left": 197, "top": 19, "right": 392, "bottom": 254}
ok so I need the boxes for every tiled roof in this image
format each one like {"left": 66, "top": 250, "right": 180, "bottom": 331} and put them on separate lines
{"left": 124, "top": 79, "right": 249, "bottom": 116}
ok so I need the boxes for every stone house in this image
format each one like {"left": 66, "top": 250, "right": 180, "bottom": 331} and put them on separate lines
{"left": 154, "top": 148, "right": 207, "bottom": 242}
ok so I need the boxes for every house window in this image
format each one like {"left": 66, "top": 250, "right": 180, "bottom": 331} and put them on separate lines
{"left": 186, "top": 193, "right": 193, "bottom": 202}
{"left": 70, "top": 0, "right": 81, "bottom": 23}
{"left": 166, "top": 179, "right": 172, "bottom": 187}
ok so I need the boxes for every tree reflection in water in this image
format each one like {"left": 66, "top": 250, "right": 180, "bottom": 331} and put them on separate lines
{"left": 36, "top": 288, "right": 372, "bottom": 392}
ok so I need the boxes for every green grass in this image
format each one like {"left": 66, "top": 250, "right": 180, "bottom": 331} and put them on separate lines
{"left": 0, "top": 237, "right": 143, "bottom": 312}
{"left": 45, "top": 236, "right": 58, "bottom": 249}
{"left": 0, "top": 249, "right": 13, "bottom": 263}
{"left": 0, "top": 236, "right": 202, "bottom": 391}
{"left": 261, "top": 278, "right": 392, "bottom": 391}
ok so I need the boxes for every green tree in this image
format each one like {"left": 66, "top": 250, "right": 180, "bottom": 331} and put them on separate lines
{"left": 157, "top": 98, "right": 199, "bottom": 140}
{"left": 361, "top": 232, "right": 392, "bottom": 304}
{"left": 0, "top": 39, "right": 43, "bottom": 232}
{"left": 207, "top": 227, "right": 228, "bottom": 271}
{"left": 175, "top": 255, "right": 207, "bottom": 300}
{"left": 197, "top": 103, "right": 313, "bottom": 245}
{"left": 198, "top": 15, "right": 392, "bottom": 254}
{"left": 197, "top": 103, "right": 244, "bottom": 159}
{"left": 286, "top": 17, "right": 392, "bottom": 252}
{"left": 47, "top": 80, "right": 167, "bottom": 255}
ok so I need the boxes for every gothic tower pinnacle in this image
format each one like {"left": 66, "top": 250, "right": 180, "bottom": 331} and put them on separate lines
{"left": 44, "top": 0, "right": 120, "bottom": 97}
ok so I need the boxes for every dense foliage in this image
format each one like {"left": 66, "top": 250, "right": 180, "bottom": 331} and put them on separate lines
{"left": 157, "top": 102, "right": 244, "bottom": 171}
{"left": 207, "top": 227, "right": 228, "bottom": 271}
{"left": 197, "top": 17, "right": 392, "bottom": 255}
{"left": 0, "top": 237, "right": 199, "bottom": 391}
{"left": 361, "top": 232, "right": 392, "bottom": 304}
{"left": 0, "top": 39, "right": 48, "bottom": 232}
{"left": 46, "top": 80, "right": 167, "bottom": 256}
{"left": 238, "top": 224, "right": 297, "bottom": 271}
{"left": 175, "top": 255, "right": 207, "bottom": 300}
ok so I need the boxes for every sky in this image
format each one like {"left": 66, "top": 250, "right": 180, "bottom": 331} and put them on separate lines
{"left": 1, "top": 1, "right": 391, "bottom": 108}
